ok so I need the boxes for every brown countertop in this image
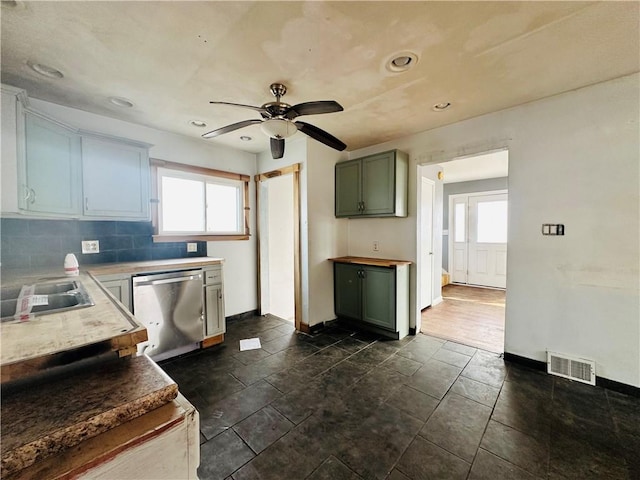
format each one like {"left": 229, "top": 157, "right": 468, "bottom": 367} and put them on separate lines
{"left": 87, "top": 257, "right": 223, "bottom": 276}
{"left": 0, "top": 354, "right": 178, "bottom": 477}
{"left": 329, "top": 256, "right": 412, "bottom": 267}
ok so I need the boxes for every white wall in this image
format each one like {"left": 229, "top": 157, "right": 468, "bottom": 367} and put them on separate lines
{"left": 0, "top": 92, "right": 258, "bottom": 317}
{"left": 306, "top": 140, "right": 348, "bottom": 326}
{"left": 347, "top": 73, "right": 640, "bottom": 387}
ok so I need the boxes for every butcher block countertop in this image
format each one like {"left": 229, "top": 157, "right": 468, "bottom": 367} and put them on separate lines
{"left": 329, "top": 256, "right": 412, "bottom": 267}
{"left": 1, "top": 355, "right": 178, "bottom": 478}
{"left": 87, "top": 256, "right": 223, "bottom": 276}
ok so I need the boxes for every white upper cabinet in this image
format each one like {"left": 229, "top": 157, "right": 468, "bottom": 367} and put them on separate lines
{"left": 12, "top": 102, "right": 151, "bottom": 221}
{"left": 21, "top": 112, "right": 82, "bottom": 215}
{"left": 81, "top": 134, "right": 150, "bottom": 220}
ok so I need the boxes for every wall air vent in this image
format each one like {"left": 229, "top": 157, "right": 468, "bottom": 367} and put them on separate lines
{"left": 547, "top": 351, "right": 596, "bottom": 385}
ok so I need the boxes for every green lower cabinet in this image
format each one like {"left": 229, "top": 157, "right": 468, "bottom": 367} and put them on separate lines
{"left": 334, "top": 263, "right": 362, "bottom": 320}
{"left": 334, "top": 262, "right": 409, "bottom": 339}
{"left": 361, "top": 266, "right": 395, "bottom": 330}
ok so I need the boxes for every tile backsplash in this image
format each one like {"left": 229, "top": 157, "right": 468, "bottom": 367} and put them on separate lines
{"left": 0, "top": 218, "right": 207, "bottom": 269}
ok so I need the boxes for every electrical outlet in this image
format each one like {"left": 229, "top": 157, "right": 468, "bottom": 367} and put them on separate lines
{"left": 81, "top": 240, "right": 100, "bottom": 254}
{"left": 373, "top": 241, "right": 379, "bottom": 252}
{"left": 187, "top": 242, "right": 198, "bottom": 253}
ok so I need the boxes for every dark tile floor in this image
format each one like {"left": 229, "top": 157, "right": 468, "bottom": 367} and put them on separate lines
{"left": 159, "top": 315, "right": 640, "bottom": 480}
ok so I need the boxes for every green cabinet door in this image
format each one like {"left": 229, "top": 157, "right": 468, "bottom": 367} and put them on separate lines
{"left": 335, "top": 159, "right": 361, "bottom": 217}
{"left": 22, "top": 112, "right": 81, "bottom": 215}
{"left": 362, "top": 152, "right": 396, "bottom": 216}
{"left": 334, "top": 262, "right": 362, "bottom": 319}
{"left": 361, "top": 265, "right": 396, "bottom": 331}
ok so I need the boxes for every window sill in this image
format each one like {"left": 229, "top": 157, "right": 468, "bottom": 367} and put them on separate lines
{"left": 153, "top": 234, "right": 250, "bottom": 242}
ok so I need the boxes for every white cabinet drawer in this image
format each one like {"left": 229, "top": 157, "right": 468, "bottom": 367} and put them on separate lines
{"left": 204, "top": 268, "right": 222, "bottom": 285}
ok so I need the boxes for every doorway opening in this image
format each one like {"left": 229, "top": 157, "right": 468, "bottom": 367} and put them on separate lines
{"left": 421, "top": 149, "right": 508, "bottom": 353}
{"left": 256, "top": 164, "right": 302, "bottom": 330}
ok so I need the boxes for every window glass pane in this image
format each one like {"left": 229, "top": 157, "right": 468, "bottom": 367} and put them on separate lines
{"left": 206, "top": 183, "right": 240, "bottom": 232}
{"left": 477, "top": 200, "right": 508, "bottom": 243}
{"left": 454, "top": 203, "right": 466, "bottom": 242}
{"left": 161, "top": 176, "right": 205, "bottom": 231}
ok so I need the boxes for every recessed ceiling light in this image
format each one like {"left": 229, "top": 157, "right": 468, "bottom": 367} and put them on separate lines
{"left": 432, "top": 102, "right": 452, "bottom": 112}
{"left": 189, "top": 120, "right": 207, "bottom": 128}
{"left": 28, "top": 62, "right": 63, "bottom": 79}
{"left": 385, "top": 52, "right": 419, "bottom": 73}
{"left": 109, "top": 96, "right": 134, "bottom": 108}
{"left": 240, "top": 136, "right": 252, "bottom": 142}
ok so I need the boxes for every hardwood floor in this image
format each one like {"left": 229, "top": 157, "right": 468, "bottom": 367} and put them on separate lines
{"left": 421, "top": 284, "right": 505, "bottom": 353}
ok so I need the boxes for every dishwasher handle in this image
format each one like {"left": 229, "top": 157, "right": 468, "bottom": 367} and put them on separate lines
{"left": 134, "top": 274, "right": 202, "bottom": 287}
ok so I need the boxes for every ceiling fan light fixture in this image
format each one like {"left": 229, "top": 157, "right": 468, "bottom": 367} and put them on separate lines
{"left": 260, "top": 118, "right": 297, "bottom": 139}
{"left": 385, "top": 52, "right": 419, "bottom": 73}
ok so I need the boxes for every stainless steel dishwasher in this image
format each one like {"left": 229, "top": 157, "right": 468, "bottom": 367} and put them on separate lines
{"left": 132, "top": 269, "right": 204, "bottom": 361}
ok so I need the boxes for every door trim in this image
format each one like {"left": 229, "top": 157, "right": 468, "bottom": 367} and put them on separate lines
{"left": 255, "top": 163, "right": 303, "bottom": 332}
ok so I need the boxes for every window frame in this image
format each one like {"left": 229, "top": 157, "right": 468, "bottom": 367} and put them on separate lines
{"left": 150, "top": 158, "right": 250, "bottom": 242}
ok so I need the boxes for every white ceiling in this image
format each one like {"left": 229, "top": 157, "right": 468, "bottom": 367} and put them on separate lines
{"left": 442, "top": 150, "right": 509, "bottom": 184}
{"left": 1, "top": 1, "right": 638, "bottom": 156}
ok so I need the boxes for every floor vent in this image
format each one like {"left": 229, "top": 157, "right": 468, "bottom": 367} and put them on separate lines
{"left": 547, "top": 351, "right": 596, "bottom": 385}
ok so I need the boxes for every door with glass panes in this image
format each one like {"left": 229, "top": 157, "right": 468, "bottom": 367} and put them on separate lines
{"left": 451, "top": 192, "right": 508, "bottom": 288}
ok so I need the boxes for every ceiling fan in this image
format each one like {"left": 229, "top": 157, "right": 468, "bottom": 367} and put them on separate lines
{"left": 203, "top": 83, "right": 347, "bottom": 159}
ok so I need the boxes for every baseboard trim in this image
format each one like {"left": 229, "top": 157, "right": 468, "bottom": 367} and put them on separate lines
{"left": 504, "top": 352, "right": 640, "bottom": 397}
{"left": 226, "top": 310, "right": 258, "bottom": 324}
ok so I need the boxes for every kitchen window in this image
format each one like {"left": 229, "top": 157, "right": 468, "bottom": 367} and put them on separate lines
{"left": 151, "top": 159, "right": 250, "bottom": 241}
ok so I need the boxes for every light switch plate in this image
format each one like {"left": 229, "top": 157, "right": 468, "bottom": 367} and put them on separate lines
{"left": 187, "top": 242, "right": 198, "bottom": 253}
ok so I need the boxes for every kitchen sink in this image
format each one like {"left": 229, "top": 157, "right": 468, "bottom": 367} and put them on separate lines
{"left": 0, "top": 280, "right": 94, "bottom": 322}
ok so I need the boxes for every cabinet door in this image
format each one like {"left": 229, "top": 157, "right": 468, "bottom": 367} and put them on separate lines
{"left": 204, "top": 284, "right": 225, "bottom": 337}
{"left": 22, "top": 112, "right": 81, "bottom": 215}
{"left": 82, "top": 136, "right": 150, "bottom": 219}
{"left": 334, "top": 262, "right": 362, "bottom": 319}
{"left": 362, "top": 266, "right": 396, "bottom": 331}
{"left": 362, "top": 152, "right": 396, "bottom": 216}
{"left": 100, "top": 278, "right": 132, "bottom": 312}
{"left": 335, "top": 160, "right": 362, "bottom": 217}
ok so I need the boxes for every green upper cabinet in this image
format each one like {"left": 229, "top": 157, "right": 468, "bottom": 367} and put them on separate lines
{"left": 335, "top": 149, "right": 408, "bottom": 218}
{"left": 335, "top": 160, "right": 361, "bottom": 217}
{"left": 21, "top": 112, "right": 82, "bottom": 215}
{"left": 81, "top": 135, "right": 150, "bottom": 220}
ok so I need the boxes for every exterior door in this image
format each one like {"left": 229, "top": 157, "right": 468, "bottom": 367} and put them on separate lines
{"left": 468, "top": 194, "right": 508, "bottom": 288}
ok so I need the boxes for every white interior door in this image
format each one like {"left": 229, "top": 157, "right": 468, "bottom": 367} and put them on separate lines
{"left": 468, "top": 193, "right": 508, "bottom": 288}
{"left": 420, "top": 177, "right": 434, "bottom": 310}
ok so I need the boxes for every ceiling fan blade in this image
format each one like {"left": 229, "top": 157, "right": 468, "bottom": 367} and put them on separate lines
{"left": 285, "top": 101, "right": 343, "bottom": 120}
{"left": 270, "top": 137, "right": 285, "bottom": 159}
{"left": 202, "top": 119, "right": 261, "bottom": 139}
{"left": 294, "top": 121, "right": 346, "bottom": 151}
{"left": 209, "top": 101, "right": 269, "bottom": 116}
